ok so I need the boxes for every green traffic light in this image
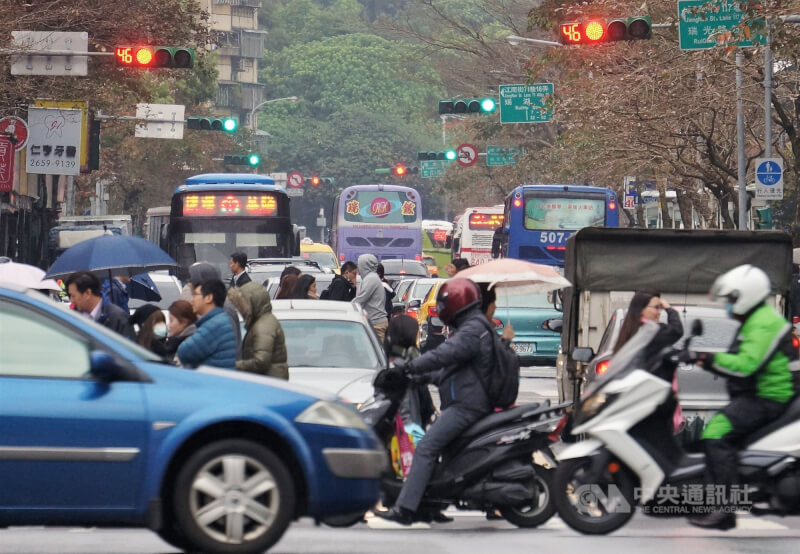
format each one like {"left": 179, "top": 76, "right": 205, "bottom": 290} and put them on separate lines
{"left": 444, "top": 149, "right": 457, "bottom": 161}
{"left": 223, "top": 118, "right": 237, "bottom": 132}
{"left": 248, "top": 154, "right": 260, "bottom": 166}
{"left": 480, "top": 98, "right": 497, "bottom": 113}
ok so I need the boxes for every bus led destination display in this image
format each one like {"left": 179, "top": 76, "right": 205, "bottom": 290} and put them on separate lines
{"left": 182, "top": 193, "right": 278, "bottom": 217}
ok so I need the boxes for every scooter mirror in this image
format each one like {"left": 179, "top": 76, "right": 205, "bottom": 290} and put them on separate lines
{"left": 691, "top": 319, "right": 704, "bottom": 337}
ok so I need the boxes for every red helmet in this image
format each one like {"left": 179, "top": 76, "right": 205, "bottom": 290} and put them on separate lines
{"left": 436, "top": 278, "right": 481, "bottom": 325}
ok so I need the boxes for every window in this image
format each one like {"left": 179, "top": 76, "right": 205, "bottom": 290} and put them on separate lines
{"left": 280, "top": 320, "right": 380, "bottom": 369}
{"left": 0, "top": 302, "right": 90, "bottom": 379}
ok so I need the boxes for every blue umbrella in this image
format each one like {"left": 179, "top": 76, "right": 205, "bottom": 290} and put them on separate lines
{"left": 46, "top": 234, "right": 177, "bottom": 280}
{"left": 128, "top": 273, "right": 162, "bottom": 302}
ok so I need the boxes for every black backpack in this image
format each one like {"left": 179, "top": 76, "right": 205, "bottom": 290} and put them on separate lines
{"left": 475, "top": 317, "right": 521, "bottom": 409}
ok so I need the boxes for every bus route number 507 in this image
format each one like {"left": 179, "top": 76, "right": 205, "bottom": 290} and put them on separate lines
{"left": 539, "top": 232, "right": 566, "bottom": 244}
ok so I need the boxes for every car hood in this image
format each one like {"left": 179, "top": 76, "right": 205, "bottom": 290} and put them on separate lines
{"left": 289, "top": 367, "right": 376, "bottom": 404}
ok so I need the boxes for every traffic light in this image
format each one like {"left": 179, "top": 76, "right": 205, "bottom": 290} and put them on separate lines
{"left": 392, "top": 164, "right": 418, "bottom": 177}
{"left": 305, "top": 176, "right": 334, "bottom": 186}
{"left": 88, "top": 117, "right": 101, "bottom": 171}
{"left": 417, "top": 150, "right": 458, "bottom": 161}
{"left": 223, "top": 153, "right": 260, "bottom": 166}
{"left": 114, "top": 46, "right": 195, "bottom": 68}
{"left": 438, "top": 97, "right": 498, "bottom": 115}
{"left": 560, "top": 17, "right": 652, "bottom": 45}
{"left": 187, "top": 117, "right": 238, "bottom": 132}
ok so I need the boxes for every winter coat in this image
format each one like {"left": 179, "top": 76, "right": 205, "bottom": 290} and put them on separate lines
{"left": 177, "top": 307, "right": 238, "bottom": 369}
{"left": 353, "top": 254, "right": 388, "bottom": 325}
{"left": 164, "top": 324, "right": 197, "bottom": 359}
{"left": 324, "top": 274, "right": 356, "bottom": 301}
{"left": 405, "top": 306, "right": 493, "bottom": 413}
{"left": 381, "top": 279, "right": 395, "bottom": 319}
{"left": 179, "top": 282, "right": 242, "bottom": 359}
{"left": 98, "top": 300, "right": 136, "bottom": 341}
{"left": 227, "top": 282, "right": 289, "bottom": 380}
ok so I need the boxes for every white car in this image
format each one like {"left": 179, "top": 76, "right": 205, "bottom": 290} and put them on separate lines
{"left": 272, "top": 299, "right": 386, "bottom": 404}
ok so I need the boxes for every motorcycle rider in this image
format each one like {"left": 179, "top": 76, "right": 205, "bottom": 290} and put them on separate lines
{"left": 689, "top": 264, "right": 798, "bottom": 530}
{"left": 373, "top": 278, "right": 495, "bottom": 525}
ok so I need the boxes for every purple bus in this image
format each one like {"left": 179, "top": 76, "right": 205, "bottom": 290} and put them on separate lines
{"left": 331, "top": 184, "right": 422, "bottom": 263}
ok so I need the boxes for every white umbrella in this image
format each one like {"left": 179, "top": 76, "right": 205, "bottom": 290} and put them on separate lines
{"left": 0, "top": 258, "right": 62, "bottom": 291}
{"left": 457, "top": 259, "right": 571, "bottom": 295}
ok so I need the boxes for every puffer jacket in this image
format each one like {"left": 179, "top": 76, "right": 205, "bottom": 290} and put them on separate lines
{"left": 405, "top": 306, "right": 493, "bottom": 413}
{"left": 227, "top": 282, "right": 289, "bottom": 380}
{"left": 177, "top": 307, "right": 237, "bottom": 369}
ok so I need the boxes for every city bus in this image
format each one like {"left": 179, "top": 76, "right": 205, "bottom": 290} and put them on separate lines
{"left": 421, "top": 220, "right": 453, "bottom": 276}
{"left": 166, "top": 174, "right": 297, "bottom": 281}
{"left": 451, "top": 205, "right": 504, "bottom": 266}
{"left": 497, "top": 184, "right": 618, "bottom": 266}
{"left": 330, "top": 184, "right": 422, "bottom": 262}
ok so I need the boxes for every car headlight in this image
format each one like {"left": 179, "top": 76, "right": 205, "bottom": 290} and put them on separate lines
{"left": 295, "top": 400, "right": 367, "bottom": 430}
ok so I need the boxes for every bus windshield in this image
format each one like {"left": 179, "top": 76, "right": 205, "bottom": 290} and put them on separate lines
{"left": 343, "top": 190, "right": 419, "bottom": 224}
{"left": 523, "top": 193, "right": 606, "bottom": 230}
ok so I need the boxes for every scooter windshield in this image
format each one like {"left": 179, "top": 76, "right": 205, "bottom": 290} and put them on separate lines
{"left": 582, "top": 321, "right": 660, "bottom": 398}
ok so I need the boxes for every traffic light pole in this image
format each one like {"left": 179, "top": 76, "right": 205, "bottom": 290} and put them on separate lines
{"left": 736, "top": 50, "right": 747, "bottom": 230}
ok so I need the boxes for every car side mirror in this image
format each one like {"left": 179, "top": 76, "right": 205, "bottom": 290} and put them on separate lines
{"left": 572, "top": 347, "right": 595, "bottom": 363}
{"left": 408, "top": 299, "right": 422, "bottom": 309}
{"left": 691, "top": 319, "right": 703, "bottom": 337}
{"left": 89, "top": 350, "right": 123, "bottom": 382}
{"left": 542, "top": 318, "right": 563, "bottom": 332}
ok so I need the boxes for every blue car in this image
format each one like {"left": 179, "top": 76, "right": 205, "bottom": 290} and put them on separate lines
{"left": 0, "top": 286, "right": 385, "bottom": 553}
{"left": 492, "top": 292, "right": 561, "bottom": 365}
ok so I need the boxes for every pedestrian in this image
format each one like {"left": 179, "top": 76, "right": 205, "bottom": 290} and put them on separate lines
{"left": 376, "top": 263, "right": 395, "bottom": 321}
{"left": 228, "top": 251, "right": 251, "bottom": 288}
{"left": 353, "top": 254, "right": 389, "bottom": 341}
{"left": 129, "top": 303, "right": 168, "bottom": 356}
{"left": 101, "top": 275, "right": 131, "bottom": 312}
{"left": 180, "top": 261, "right": 243, "bottom": 359}
{"left": 322, "top": 261, "right": 357, "bottom": 301}
{"left": 444, "top": 258, "right": 469, "bottom": 278}
{"left": 65, "top": 271, "right": 136, "bottom": 340}
{"left": 177, "top": 279, "right": 238, "bottom": 369}
{"left": 290, "top": 274, "right": 318, "bottom": 299}
{"left": 227, "top": 282, "right": 289, "bottom": 379}
{"left": 613, "top": 290, "right": 683, "bottom": 367}
{"left": 164, "top": 300, "right": 197, "bottom": 360}
{"left": 275, "top": 273, "right": 299, "bottom": 299}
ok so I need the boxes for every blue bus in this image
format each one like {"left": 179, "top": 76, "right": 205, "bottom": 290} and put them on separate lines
{"left": 497, "top": 184, "right": 619, "bottom": 266}
{"left": 166, "top": 174, "right": 298, "bottom": 281}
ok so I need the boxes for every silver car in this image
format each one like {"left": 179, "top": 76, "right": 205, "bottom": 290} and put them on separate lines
{"left": 585, "top": 306, "right": 741, "bottom": 423}
{"left": 272, "top": 299, "right": 386, "bottom": 404}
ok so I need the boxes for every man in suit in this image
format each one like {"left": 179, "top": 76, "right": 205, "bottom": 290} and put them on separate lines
{"left": 229, "top": 251, "right": 252, "bottom": 288}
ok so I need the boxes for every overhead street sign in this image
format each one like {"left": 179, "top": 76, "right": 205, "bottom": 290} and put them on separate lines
{"left": 456, "top": 143, "right": 478, "bottom": 167}
{"left": 26, "top": 107, "right": 82, "bottom": 175}
{"left": 754, "top": 157, "right": 783, "bottom": 200}
{"left": 486, "top": 145, "right": 523, "bottom": 166}
{"left": 421, "top": 160, "right": 445, "bottom": 178}
{"left": 677, "top": 1, "right": 764, "bottom": 51}
{"left": 11, "top": 31, "right": 89, "bottom": 76}
{"left": 135, "top": 103, "right": 185, "bottom": 139}
{"left": 499, "top": 84, "right": 554, "bottom": 124}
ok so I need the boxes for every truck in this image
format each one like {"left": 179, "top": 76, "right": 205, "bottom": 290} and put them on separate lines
{"left": 56, "top": 215, "right": 132, "bottom": 236}
{"left": 556, "top": 227, "right": 794, "bottom": 404}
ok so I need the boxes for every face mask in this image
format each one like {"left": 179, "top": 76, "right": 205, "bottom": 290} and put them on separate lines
{"left": 153, "top": 323, "right": 168, "bottom": 339}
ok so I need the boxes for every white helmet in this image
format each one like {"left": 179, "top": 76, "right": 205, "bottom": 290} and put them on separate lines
{"left": 710, "top": 264, "right": 771, "bottom": 315}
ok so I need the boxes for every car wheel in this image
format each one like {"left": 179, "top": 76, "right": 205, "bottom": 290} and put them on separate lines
{"left": 500, "top": 466, "right": 556, "bottom": 528}
{"left": 173, "top": 439, "right": 296, "bottom": 554}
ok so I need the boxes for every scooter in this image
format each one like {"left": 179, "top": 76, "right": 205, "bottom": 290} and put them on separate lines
{"left": 552, "top": 320, "right": 800, "bottom": 534}
{"left": 324, "top": 365, "right": 567, "bottom": 528}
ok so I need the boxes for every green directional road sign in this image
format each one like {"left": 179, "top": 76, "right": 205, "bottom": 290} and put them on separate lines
{"left": 421, "top": 160, "right": 446, "bottom": 178}
{"left": 678, "top": 0, "right": 764, "bottom": 50}
{"left": 499, "top": 84, "right": 554, "bottom": 124}
{"left": 487, "top": 146, "right": 523, "bottom": 166}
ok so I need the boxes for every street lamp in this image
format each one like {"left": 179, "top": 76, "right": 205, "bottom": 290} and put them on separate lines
{"left": 505, "top": 34, "right": 562, "bottom": 48}
{"left": 250, "top": 96, "right": 299, "bottom": 131}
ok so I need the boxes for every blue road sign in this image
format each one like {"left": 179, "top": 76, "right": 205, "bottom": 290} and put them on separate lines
{"left": 756, "top": 160, "right": 782, "bottom": 186}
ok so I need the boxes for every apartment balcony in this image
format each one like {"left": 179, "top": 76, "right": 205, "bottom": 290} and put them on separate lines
{"left": 212, "top": 0, "right": 262, "bottom": 7}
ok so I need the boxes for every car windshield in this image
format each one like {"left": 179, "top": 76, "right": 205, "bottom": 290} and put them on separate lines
{"left": 381, "top": 260, "right": 428, "bottom": 277}
{"left": 495, "top": 292, "right": 552, "bottom": 309}
{"left": 279, "top": 319, "right": 381, "bottom": 369}
{"left": 302, "top": 251, "right": 338, "bottom": 270}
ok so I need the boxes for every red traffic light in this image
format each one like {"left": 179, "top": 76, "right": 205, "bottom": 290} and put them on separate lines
{"left": 561, "top": 21, "right": 605, "bottom": 44}
{"left": 560, "top": 17, "right": 652, "bottom": 45}
{"left": 115, "top": 46, "right": 195, "bottom": 68}
{"left": 311, "top": 175, "right": 321, "bottom": 186}
{"left": 393, "top": 164, "right": 407, "bottom": 177}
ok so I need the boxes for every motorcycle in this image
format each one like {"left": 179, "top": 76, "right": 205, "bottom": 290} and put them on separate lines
{"left": 324, "top": 363, "right": 567, "bottom": 528}
{"left": 552, "top": 320, "right": 800, "bottom": 534}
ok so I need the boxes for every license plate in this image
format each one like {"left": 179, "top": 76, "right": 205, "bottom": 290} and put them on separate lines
{"left": 512, "top": 343, "right": 535, "bottom": 354}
